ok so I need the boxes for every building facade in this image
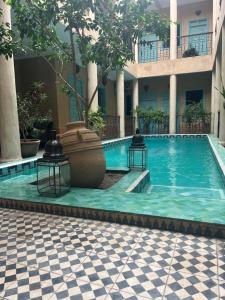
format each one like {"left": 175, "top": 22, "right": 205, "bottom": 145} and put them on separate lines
{"left": 14, "top": 0, "right": 225, "bottom": 138}
{"left": 0, "top": 0, "right": 225, "bottom": 161}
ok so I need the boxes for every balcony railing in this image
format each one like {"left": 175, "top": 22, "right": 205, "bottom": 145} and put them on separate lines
{"left": 138, "top": 40, "right": 170, "bottom": 63}
{"left": 176, "top": 113, "right": 211, "bottom": 134}
{"left": 138, "top": 117, "right": 169, "bottom": 134}
{"left": 137, "top": 113, "right": 211, "bottom": 135}
{"left": 125, "top": 116, "right": 135, "bottom": 136}
{"left": 177, "top": 32, "right": 213, "bottom": 58}
{"left": 138, "top": 32, "right": 212, "bottom": 63}
{"left": 103, "top": 115, "right": 120, "bottom": 140}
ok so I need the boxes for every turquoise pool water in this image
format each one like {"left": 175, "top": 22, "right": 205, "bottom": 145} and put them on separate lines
{"left": 105, "top": 137, "right": 225, "bottom": 199}
{"left": 0, "top": 136, "right": 225, "bottom": 225}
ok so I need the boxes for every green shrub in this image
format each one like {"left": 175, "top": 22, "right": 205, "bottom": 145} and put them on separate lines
{"left": 88, "top": 109, "right": 106, "bottom": 137}
{"left": 184, "top": 102, "right": 205, "bottom": 124}
{"left": 17, "top": 82, "right": 51, "bottom": 140}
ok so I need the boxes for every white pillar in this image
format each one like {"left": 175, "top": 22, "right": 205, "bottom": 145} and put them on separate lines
{"left": 169, "top": 0, "right": 177, "bottom": 134}
{"left": 134, "top": 39, "right": 139, "bottom": 63}
{"left": 0, "top": 2, "right": 21, "bottom": 161}
{"left": 169, "top": 75, "right": 177, "bottom": 134}
{"left": 214, "top": 56, "right": 221, "bottom": 137}
{"left": 211, "top": 70, "right": 215, "bottom": 133}
{"left": 212, "top": 0, "right": 217, "bottom": 44}
{"left": 170, "top": 0, "right": 177, "bottom": 60}
{"left": 87, "top": 62, "right": 98, "bottom": 111}
{"left": 116, "top": 70, "right": 125, "bottom": 138}
{"left": 219, "top": 24, "right": 225, "bottom": 142}
{"left": 132, "top": 78, "right": 139, "bottom": 129}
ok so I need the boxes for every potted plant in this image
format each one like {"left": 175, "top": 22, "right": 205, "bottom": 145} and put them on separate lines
{"left": 17, "top": 82, "right": 51, "bottom": 158}
{"left": 136, "top": 106, "right": 169, "bottom": 134}
{"left": 88, "top": 110, "right": 106, "bottom": 139}
{"left": 183, "top": 102, "right": 206, "bottom": 133}
{"left": 182, "top": 48, "right": 199, "bottom": 58}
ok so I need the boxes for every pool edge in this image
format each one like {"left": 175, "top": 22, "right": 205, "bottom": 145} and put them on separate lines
{"left": 1, "top": 196, "right": 225, "bottom": 239}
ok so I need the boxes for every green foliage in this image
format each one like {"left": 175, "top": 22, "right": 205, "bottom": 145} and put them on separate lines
{"left": 184, "top": 102, "right": 206, "bottom": 124}
{"left": 88, "top": 109, "right": 105, "bottom": 136}
{"left": 0, "top": 8, "right": 17, "bottom": 58}
{"left": 215, "top": 76, "right": 225, "bottom": 100}
{"left": 9, "top": 0, "right": 169, "bottom": 120}
{"left": 17, "top": 82, "right": 51, "bottom": 140}
{"left": 136, "top": 106, "right": 169, "bottom": 125}
{"left": 182, "top": 48, "right": 199, "bottom": 58}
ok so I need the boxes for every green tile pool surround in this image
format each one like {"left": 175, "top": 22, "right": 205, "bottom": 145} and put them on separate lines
{"left": 1, "top": 134, "right": 225, "bottom": 237}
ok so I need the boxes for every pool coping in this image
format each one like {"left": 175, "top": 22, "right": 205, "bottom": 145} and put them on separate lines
{"left": 207, "top": 135, "right": 225, "bottom": 179}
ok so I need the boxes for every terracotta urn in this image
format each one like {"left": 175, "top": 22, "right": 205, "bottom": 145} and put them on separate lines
{"left": 60, "top": 121, "right": 106, "bottom": 188}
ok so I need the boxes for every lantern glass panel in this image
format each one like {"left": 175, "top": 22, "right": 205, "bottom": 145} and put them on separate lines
{"left": 37, "top": 160, "right": 70, "bottom": 197}
{"left": 128, "top": 146, "right": 147, "bottom": 170}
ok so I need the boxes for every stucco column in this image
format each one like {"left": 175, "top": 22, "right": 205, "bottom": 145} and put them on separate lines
{"left": 170, "top": 0, "right": 177, "bottom": 60}
{"left": 219, "top": 24, "right": 225, "bottom": 142}
{"left": 116, "top": 70, "right": 125, "bottom": 138}
{"left": 87, "top": 62, "right": 98, "bottom": 111}
{"left": 214, "top": 56, "right": 221, "bottom": 138}
{"left": 0, "top": 2, "right": 21, "bottom": 161}
{"left": 134, "top": 39, "right": 139, "bottom": 63}
{"left": 169, "top": 75, "right": 177, "bottom": 134}
{"left": 211, "top": 70, "right": 215, "bottom": 133}
{"left": 212, "top": 0, "right": 217, "bottom": 44}
{"left": 132, "top": 78, "right": 139, "bottom": 130}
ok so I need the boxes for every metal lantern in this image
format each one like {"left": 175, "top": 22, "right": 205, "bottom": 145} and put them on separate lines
{"left": 37, "top": 130, "right": 71, "bottom": 197}
{"left": 128, "top": 129, "right": 147, "bottom": 170}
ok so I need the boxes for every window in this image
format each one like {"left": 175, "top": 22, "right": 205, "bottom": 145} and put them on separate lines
{"left": 177, "top": 24, "right": 181, "bottom": 47}
{"left": 162, "top": 24, "right": 181, "bottom": 48}
{"left": 186, "top": 90, "right": 203, "bottom": 105}
{"left": 98, "top": 87, "right": 106, "bottom": 113}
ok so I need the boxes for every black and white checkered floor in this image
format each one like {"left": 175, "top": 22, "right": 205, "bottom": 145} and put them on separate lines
{"left": 0, "top": 208, "right": 225, "bottom": 299}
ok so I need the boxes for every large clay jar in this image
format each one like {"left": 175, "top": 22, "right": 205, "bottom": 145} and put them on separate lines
{"left": 60, "top": 121, "right": 106, "bottom": 188}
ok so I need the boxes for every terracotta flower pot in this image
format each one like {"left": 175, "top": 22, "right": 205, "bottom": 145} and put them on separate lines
{"left": 20, "top": 139, "right": 40, "bottom": 158}
{"left": 60, "top": 122, "right": 106, "bottom": 188}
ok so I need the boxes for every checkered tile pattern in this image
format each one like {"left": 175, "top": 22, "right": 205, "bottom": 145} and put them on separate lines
{"left": 164, "top": 270, "right": 219, "bottom": 300}
{"left": 0, "top": 207, "right": 224, "bottom": 299}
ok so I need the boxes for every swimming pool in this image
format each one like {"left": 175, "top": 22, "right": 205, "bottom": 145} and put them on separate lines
{"left": 0, "top": 135, "right": 225, "bottom": 231}
{"left": 105, "top": 136, "right": 225, "bottom": 200}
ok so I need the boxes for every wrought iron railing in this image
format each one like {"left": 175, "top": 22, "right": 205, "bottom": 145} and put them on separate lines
{"left": 103, "top": 115, "right": 120, "bottom": 140}
{"left": 138, "top": 117, "right": 169, "bottom": 134}
{"left": 137, "top": 113, "right": 211, "bottom": 135}
{"left": 177, "top": 32, "right": 213, "bottom": 58}
{"left": 176, "top": 113, "right": 211, "bottom": 134}
{"left": 125, "top": 116, "right": 136, "bottom": 136}
{"left": 138, "top": 32, "right": 212, "bottom": 63}
{"left": 138, "top": 40, "right": 170, "bottom": 63}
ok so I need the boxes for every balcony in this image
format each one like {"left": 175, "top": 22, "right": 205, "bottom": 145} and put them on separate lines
{"left": 138, "top": 32, "right": 213, "bottom": 64}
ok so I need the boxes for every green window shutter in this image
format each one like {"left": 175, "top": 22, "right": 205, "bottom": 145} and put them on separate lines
{"left": 98, "top": 87, "right": 106, "bottom": 113}
{"left": 68, "top": 75, "right": 83, "bottom": 122}
{"left": 162, "top": 92, "right": 169, "bottom": 113}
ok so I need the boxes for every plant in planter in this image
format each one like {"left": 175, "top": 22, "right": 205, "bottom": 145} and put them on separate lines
{"left": 136, "top": 106, "right": 169, "bottom": 134}
{"left": 183, "top": 102, "right": 206, "bottom": 131}
{"left": 17, "top": 82, "right": 51, "bottom": 158}
{"left": 88, "top": 110, "right": 106, "bottom": 139}
{"left": 182, "top": 47, "right": 199, "bottom": 58}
